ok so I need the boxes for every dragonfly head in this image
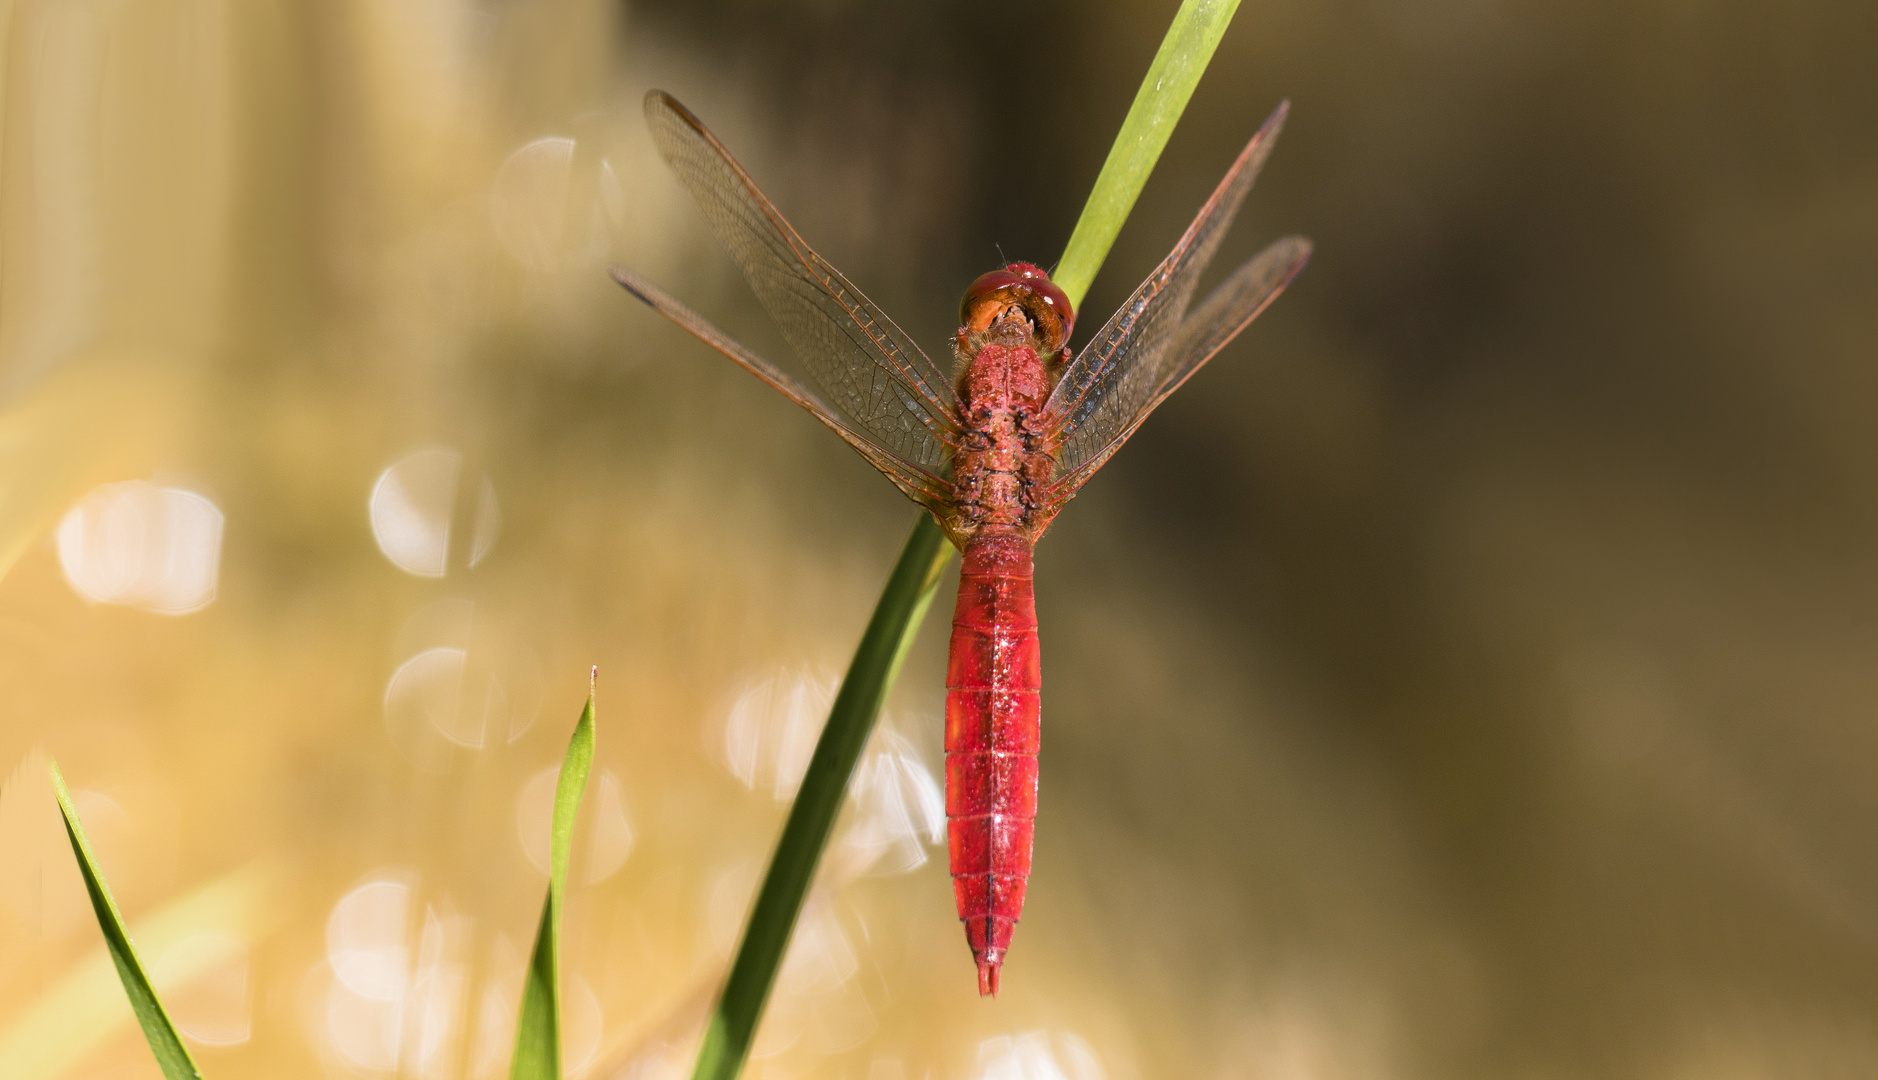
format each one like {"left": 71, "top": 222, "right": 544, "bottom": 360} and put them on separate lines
{"left": 958, "top": 262, "right": 1074, "bottom": 356}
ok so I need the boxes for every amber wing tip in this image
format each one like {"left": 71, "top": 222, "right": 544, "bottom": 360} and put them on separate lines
{"left": 977, "top": 959, "right": 1001, "bottom": 998}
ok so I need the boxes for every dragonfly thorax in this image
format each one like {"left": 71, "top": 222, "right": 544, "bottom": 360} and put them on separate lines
{"left": 949, "top": 265, "right": 1072, "bottom": 541}
{"left": 948, "top": 336, "right": 1059, "bottom": 542}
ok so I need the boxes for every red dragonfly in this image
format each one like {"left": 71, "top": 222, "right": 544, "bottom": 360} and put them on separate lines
{"left": 613, "top": 91, "right": 1309, "bottom": 997}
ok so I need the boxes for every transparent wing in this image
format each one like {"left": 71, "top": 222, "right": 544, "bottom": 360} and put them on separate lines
{"left": 644, "top": 91, "right": 960, "bottom": 470}
{"left": 1048, "top": 235, "right": 1311, "bottom": 496}
{"left": 1045, "top": 101, "right": 1291, "bottom": 479}
{"left": 611, "top": 268, "right": 955, "bottom": 511}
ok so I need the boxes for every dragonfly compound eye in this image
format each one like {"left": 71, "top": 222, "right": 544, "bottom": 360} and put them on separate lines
{"left": 1014, "top": 268, "right": 1074, "bottom": 354}
{"left": 958, "top": 264, "right": 1075, "bottom": 354}
{"left": 960, "top": 269, "right": 1023, "bottom": 325}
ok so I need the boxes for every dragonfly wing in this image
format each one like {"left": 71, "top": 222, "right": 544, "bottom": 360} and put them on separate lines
{"left": 1044, "top": 101, "right": 1291, "bottom": 480}
{"left": 612, "top": 268, "right": 957, "bottom": 510}
{"left": 1047, "top": 235, "right": 1311, "bottom": 496}
{"left": 644, "top": 91, "right": 961, "bottom": 471}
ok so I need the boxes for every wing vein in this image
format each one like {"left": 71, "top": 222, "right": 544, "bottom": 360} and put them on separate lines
{"left": 1040, "top": 101, "right": 1298, "bottom": 485}
{"left": 645, "top": 92, "right": 961, "bottom": 471}
{"left": 611, "top": 267, "right": 955, "bottom": 508}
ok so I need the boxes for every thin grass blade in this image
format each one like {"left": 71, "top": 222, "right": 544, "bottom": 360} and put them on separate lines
{"left": 509, "top": 677, "right": 598, "bottom": 1080}
{"left": 689, "top": 4, "right": 1243, "bottom": 1076}
{"left": 48, "top": 761, "right": 205, "bottom": 1080}
{"left": 691, "top": 513, "right": 951, "bottom": 1080}
{"left": 0, "top": 855, "right": 290, "bottom": 1080}
{"left": 1052, "top": 0, "right": 1244, "bottom": 308}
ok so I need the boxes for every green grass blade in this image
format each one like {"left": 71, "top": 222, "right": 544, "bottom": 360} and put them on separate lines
{"left": 690, "top": 5, "right": 1244, "bottom": 1076}
{"left": 1052, "top": 0, "right": 1244, "bottom": 309}
{"left": 0, "top": 855, "right": 290, "bottom": 1080}
{"left": 509, "top": 677, "right": 598, "bottom": 1080}
{"left": 48, "top": 761, "right": 205, "bottom": 1080}
{"left": 691, "top": 513, "right": 952, "bottom": 1080}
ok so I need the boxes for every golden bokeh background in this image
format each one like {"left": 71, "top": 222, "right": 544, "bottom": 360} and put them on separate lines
{"left": 1, "top": 0, "right": 1876, "bottom": 1077}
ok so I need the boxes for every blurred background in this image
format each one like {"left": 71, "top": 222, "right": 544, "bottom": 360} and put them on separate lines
{"left": 0, "top": 0, "right": 1875, "bottom": 1077}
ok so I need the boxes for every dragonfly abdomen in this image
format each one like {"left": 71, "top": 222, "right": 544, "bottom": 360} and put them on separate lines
{"left": 944, "top": 531, "right": 1040, "bottom": 998}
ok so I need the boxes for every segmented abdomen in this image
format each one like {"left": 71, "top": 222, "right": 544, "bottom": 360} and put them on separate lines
{"left": 945, "top": 532, "right": 1040, "bottom": 998}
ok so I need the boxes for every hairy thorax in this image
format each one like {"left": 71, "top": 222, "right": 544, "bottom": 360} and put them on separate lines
{"left": 947, "top": 316, "right": 1060, "bottom": 543}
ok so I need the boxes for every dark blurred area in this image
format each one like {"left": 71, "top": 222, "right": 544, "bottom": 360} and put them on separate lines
{"left": 1, "top": 0, "right": 1875, "bottom": 1077}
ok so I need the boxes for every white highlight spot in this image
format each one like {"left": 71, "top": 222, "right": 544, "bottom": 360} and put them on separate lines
{"left": 491, "top": 136, "right": 625, "bottom": 272}
{"left": 976, "top": 1032, "right": 1107, "bottom": 1080}
{"left": 369, "top": 448, "right": 499, "bottom": 577}
{"left": 777, "top": 897, "right": 858, "bottom": 997}
{"left": 318, "top": 874, "right": 475, "bottom": 1077}
{"left": 154, "top": 933, "right": 252, "bottom": 1046}
{"left": 382, "top": 599, "right": 542, "bottom": 765}
{"left": 707, "top": 861, "right": 763, "bottom": 962}
{"left": 323, "top": 969, "right": 403, "bottom": 1072}
{"left": 560, "top": 975, "right": 605, "bottom": 1075}
{"left": 704, "top": 861, "right": 875, "bottom": 1059}
{"left": 459, "top": 958, "right": 599, "bottom": 1077}
{"left": 327, "top": 879, "right": 412, "bottom": 1001}
{"left": 466, "top": 935, "right": 520, "bottom": 1079}
{"left": 839, "top": 728, "right": 945, "bottom": 877}
{"left": 722, "top": 669, "right": 835, "bottom": 800}
{"left": 385, "top": 645, "right": 472, "bottom": 744}
{"left": 57, "top": 481, "right": 224, "bottom": 613}
{"left": 516, "top": 766, "right": 635, "bottom": 883}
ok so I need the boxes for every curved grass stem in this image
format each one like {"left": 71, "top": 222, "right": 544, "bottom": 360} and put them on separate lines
{"left": 691, "top": 513, "right": 951, "bottom": 1080}
{"left": 1053, "top": 0, "right": 1244, "bottom": 309}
